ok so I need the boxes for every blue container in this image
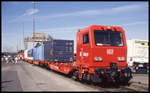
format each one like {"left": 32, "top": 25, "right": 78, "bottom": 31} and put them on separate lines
{"left": 33, "top": 48, "right": 35, "bottom": 60}
{"left": 33, "top": 48, "right": 36, "bottom": 60}
{"left": 38, "top": 45, "right": 44, "bottom": 61}
{"left": 33, "top": 47, "right": 38, "bottom": 60}
{"left": 32, "top": 39, "right": 74, "bottom": 62}
{"left": 36, "top": 47, "right": 39, "bottom": 60}
{"left": 44, "top": 39, "right": 74, "bottom": 62}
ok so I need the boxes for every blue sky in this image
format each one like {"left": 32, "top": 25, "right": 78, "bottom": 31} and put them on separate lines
{"left": 2, "top": 1, "right": 149, "bottom": 52}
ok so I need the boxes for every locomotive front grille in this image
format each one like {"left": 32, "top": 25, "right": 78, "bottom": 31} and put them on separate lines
{"left": 110, "top": 62, "right": 118, "bottom": 70}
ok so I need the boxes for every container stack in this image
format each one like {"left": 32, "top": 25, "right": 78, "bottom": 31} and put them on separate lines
{"left": 33, "top": 39, "right": 74, "bottom": 62}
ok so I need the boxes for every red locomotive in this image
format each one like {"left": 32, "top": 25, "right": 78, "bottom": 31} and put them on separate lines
{"left": 22, "top": 25, "right": 132, "bottom": 84}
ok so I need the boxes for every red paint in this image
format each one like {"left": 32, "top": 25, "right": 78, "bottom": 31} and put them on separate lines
{"left": 75, "top": 25, "right": 127, "bottom": 77}
{"left": 17, "top": 52, "right": 24, "bottom": 60}
{"left": 48, "top": 62, "right": 75, "bottom": 74}
{"left": 39, "top": 61, "right": 45, "bottom": 64}
{"left": 27, "top": 59, "right": 33, "bottom": 63}
{"left": 33, "top": 60, "right": 39, "bottom": 65}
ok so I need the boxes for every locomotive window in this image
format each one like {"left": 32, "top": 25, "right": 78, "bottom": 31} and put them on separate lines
{"left": 94, "top": 30, "right": 123, "bottom": 46}
{"left": 83, "top": 34, "right": 89, "bottom": 44}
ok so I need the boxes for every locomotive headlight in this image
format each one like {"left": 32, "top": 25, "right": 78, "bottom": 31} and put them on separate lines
{"left": 118, "top": 57, "right": 125, "bottom": 62}
{"left": 94, "top": 57, "right": 99, "bottom": 62}
{"left": 98, "top": 57, "right": 103, "bottom": 62}
{"left": 121, "top": 57, "right": 125, "bottom": 61}
{"left": 118, "top": 57, "right": 121, "bottom": 61}
{"left": 94, "top": 57, "right": 103, "bottom": 62}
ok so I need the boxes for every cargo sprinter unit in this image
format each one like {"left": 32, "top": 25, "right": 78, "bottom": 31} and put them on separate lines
{"left": 32, "top": 39, "right": 74, "bottom": 65}
{"left": 23, "top": 25, "right": 132, "bottom": 85}
{"left": 127, "top": 39, "right": 149, "bottom": 73}
{"left": 24, "top": 49, "right": 33, "bottom": 63}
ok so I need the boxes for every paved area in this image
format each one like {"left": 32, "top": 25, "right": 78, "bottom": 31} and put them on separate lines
{"left": 1, "top": 60, "right": 149, "bottom": 92}
{"left": 1, "top": 61, "right": 99, "bottom": 91}
{"left": 125, "top": 73, "right": 149, "bottom": 91}
{"left": 131, "top": 74, "right": 149, "bottom": 85}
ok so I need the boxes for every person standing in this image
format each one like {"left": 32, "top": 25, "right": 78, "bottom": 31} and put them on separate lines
{"left": 11, "top": 56, "right": 15, "bottom": 63}
{"left": 15, "top": 56, "right": 18, "bottom": 64}
{"left": 5, "top": 56, "right": 9, "bottom": 63}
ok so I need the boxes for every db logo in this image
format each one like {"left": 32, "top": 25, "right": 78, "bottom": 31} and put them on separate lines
{"left": 107, "top": 49, "right": 114, "bottom": 55}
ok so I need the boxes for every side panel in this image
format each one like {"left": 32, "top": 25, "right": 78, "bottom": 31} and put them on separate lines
{"left": 53, "top": 40, "right": 74, "bottom": 62}
{"left": 76, "top": 29, "right": 91, "bottom": 67}
{"left": 76, "top": 31, "right": 82, "bottom": 66}
{"left": 44, "top": 40, "right": 74, "bottom": 62}
{"left": 37, "top": 46, "right": 40, "bottom": 60}
{"left": 48, "top": 63, "right": 74, "bottom": 75}
{"left": 33, "top": 47, "right": 38, "bottom": 60}
{"left": 80, "top": 30, "right": 91, "bottom": 67}
{"left": 33, "top": 48, "right": 36, "bottom": 60}
{"left": 24, "top": 50, "right": 28, "bottom": 59}
{"left": 33, "top": 48, "right": 35, "bottom": 60}
{"left": 35, "top": 47, "right": 38, "bottom": 60}
{"left": 44, "top": 41, "right": 53, "bottom": 62}
{"left": 38, "top": 45, "right": 44, "bottom": 61}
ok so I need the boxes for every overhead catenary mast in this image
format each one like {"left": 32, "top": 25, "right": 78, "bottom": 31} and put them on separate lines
{"left": 19, "top": 35, "right": 22, "bottom": 50}
{"left": 4, "top": 3, "right": 8, "bottom": 52}
{"left": 23, "top": 22, "right": 24, "bottom": 50}
{"left": 17, "top": 35, "right": 18, "bottom": 52}
{"left": 23, "top": 2, "right": 51, "bottom": 50}
{"left": 32, "top": 1, "right": 36, "bottom": 48}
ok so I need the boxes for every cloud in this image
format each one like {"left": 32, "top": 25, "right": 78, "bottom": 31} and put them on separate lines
{"left": 2, "top": 40, "right": 17, "bottom": 52}
{"left": 9, "top": 3, "right": 146, "bottom": 23}
{"left": 121, "top": 21, "right": 147, "bottom": 26}
{"left": 34, "top": 20, "right": 147, "bottom": 35}
{"left": 24, "top": 9, "right": 39, "bottom": 16}
{"left": 36, "top": 3, "right": 146, "bottom": 20}
{"left": 38, "top": 26, "right": 82, "bottom": 32}
{"left": 8, "top": 8, "right": 39, "bottom": 23}
{"left": 2, "top": 46, "right": 17, "bottom": 53}
{"left": 111, "top": 3, "right": 145, "bottom": 12}
{"left": 37, "top": 21, "right": 147, "bottom": 40}
{"left": 34, "top": 26, "right": 87, "bottom": 40}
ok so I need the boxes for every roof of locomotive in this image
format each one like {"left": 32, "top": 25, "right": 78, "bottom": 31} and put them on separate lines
{"left": 78, "top": 25, "right": 124, "bottom": 32}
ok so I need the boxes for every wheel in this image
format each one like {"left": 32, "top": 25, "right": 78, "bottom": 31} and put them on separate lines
{"left": 31, "top": 61, "right": 33, "bottom": 64}
{"left": 72, "top": 70, "right": 79, "bottom": 81}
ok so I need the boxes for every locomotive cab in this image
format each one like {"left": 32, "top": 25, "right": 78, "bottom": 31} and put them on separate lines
{"left": 76, "top": 25, "right": 132, "bottom": 84}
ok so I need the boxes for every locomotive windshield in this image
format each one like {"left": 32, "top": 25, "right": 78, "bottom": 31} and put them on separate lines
{"left": 94, "top": 30, "right": 123, "bottom": 46}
